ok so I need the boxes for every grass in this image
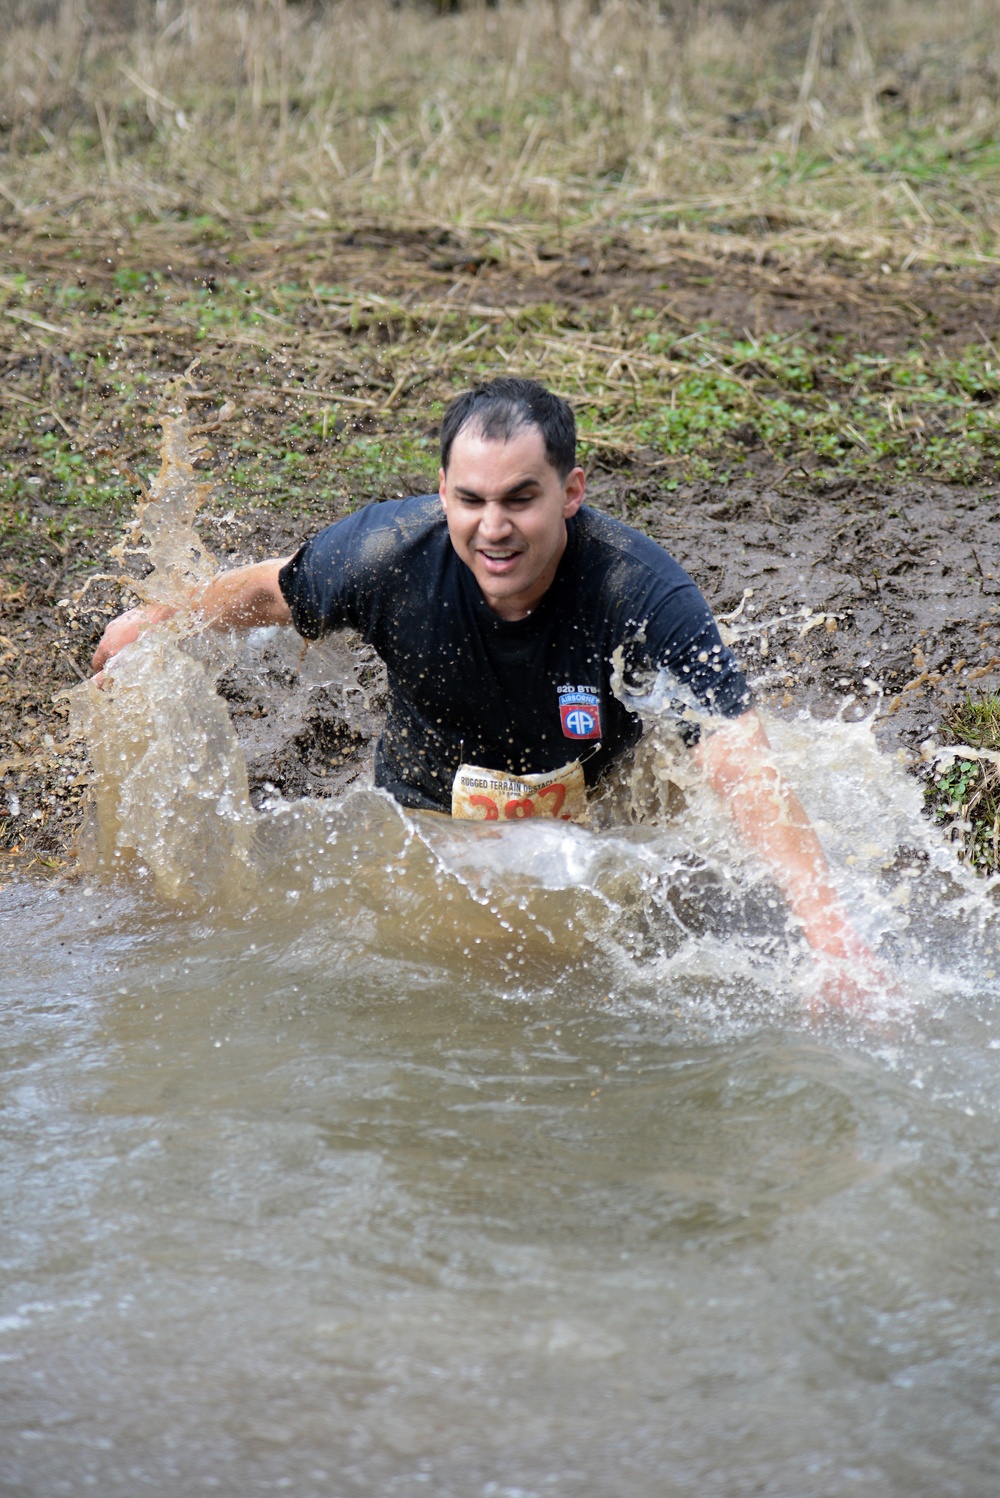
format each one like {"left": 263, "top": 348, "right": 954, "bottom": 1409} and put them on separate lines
{"left": 928, "top": 693, "right": 1000, "bottom": 874}
{"left": 4, "top": 0, "right": 1000, "bottom": 562}
{"left": 1, "top": 0, "right": 998, "bottom": 602}
{"left": 3, "top": 0, "right": 1000, "bottom": 261}
{"left": 4, "top": 261, "right": 1000, "bottom": 591}
{"left": 4, "top": 0, "right": 1000, "bottom": 516}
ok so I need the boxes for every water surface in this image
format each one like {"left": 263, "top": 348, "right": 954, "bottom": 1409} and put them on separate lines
{"left": 3, "top": 711, "right": 1000, "bottom": 1495}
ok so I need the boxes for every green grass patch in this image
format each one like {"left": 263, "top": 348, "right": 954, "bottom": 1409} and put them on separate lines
{"left": 927, "top": 693, "right": 1000, "bottom": 874}
{"left": 4, "top": 260, "right": 1000, "bottom": 597}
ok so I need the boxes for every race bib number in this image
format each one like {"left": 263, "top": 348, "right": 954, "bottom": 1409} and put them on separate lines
{"left": 451, "top": 760, "right": 587, "bottom": 823}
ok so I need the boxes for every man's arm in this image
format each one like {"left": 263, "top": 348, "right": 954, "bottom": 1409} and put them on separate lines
{"left": 693, "top": 708, "right": 893, "bottom": 1009}
{"left": 91, "top": 558, "right": 293, "bottom": 673}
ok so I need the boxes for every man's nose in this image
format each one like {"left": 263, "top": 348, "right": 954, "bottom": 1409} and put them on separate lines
{"left": 478, "top": 501, "right": 512, "bottom": 538}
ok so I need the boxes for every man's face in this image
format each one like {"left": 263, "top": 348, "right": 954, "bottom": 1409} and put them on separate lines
{"left": 439, "top": 424, "right": 585, "bottom": 620}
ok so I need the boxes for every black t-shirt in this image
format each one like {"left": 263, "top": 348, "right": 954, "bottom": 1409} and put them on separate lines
{"left": 278, "top": 494, "right": 751, "bottom": 811}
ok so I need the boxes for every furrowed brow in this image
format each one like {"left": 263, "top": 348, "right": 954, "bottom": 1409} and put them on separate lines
{"left": 454, "top": 477, "right": 543, "bottom": 501}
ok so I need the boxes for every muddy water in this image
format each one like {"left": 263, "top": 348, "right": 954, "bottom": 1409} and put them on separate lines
{"left": 3, "top": 620, "right": 1000, "bottom": 1495}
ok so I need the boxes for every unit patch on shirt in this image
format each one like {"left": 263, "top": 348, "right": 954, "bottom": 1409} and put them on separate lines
{"left": 558, "top": 686, "right": 602, "bottom": 741}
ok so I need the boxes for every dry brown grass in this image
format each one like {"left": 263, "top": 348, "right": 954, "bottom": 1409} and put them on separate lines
{"left": 3, "top": 0, "right": 1000, "bottom": 261}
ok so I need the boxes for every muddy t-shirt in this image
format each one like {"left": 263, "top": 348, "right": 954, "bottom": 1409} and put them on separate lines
{"left": 278, "top": 494, "right": 751, "bottom": 812}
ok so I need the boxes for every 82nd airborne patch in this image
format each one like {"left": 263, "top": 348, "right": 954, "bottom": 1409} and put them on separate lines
{"left": 558, "top": 688, "right": 602, "bottom": 741}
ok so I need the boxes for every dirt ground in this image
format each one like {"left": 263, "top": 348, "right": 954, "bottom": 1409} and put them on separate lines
{"left": 3, "top": 227, "right": 999, "bottom": 881}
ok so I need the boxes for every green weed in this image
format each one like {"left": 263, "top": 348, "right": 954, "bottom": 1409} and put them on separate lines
{"left": 927, "top": 693, "right": 1000, "bottom": 874}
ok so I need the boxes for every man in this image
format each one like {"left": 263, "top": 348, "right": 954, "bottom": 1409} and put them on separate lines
{"left": 93, "top": 378, "right": 891, "bottom": 1007}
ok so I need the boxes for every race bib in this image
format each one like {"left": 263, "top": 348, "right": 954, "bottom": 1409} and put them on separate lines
{"left": 451, "top": 760, "right": 587, "bottom": 822}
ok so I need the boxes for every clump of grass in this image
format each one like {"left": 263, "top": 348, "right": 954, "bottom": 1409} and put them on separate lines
{"left": 5, "top": 1, "right": 1000, "bottom": 597}
{"left": 928, "top": 693, "right": 1000, "bottom": 874}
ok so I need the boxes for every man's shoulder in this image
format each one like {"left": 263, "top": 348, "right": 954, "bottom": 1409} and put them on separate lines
{"left": 305, "top": 493, "right": 446, "bottom": 569}
{"left": 317, "top": 492, "right": 443, "bottom": 545}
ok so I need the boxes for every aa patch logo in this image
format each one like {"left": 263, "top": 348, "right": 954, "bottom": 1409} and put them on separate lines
{"left": 558, "top": 690, "right": 602, "bottom": 741}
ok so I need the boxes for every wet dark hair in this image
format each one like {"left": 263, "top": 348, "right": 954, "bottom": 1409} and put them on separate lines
{"left": 440, "top": 378, "right": 577, "bottom": 478}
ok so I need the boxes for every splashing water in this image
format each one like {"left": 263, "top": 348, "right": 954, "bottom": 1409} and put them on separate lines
{"left": 68, "top": 389, "right": 256, "bottom": 899}
{"left": 71, "top": 629, "right": 256, "bottom": 903}
{"left": 64, "top": 395, "right": 996, "bottom": 1017}
{"left": 109, "top": 389, "right": 229, "bottom": 608}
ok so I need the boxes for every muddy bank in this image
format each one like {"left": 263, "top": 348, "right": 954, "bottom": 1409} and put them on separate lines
{"left": 4, "top": 453, "right": 998, "bottom": 881}
{"left": 202, "top": 461, "right": 1000, "bottom": 775}
{"left": 614, "top": 463, "right": 1000, "bottom": 747}
{"left": 222, "top": 460, "right": 1000, "bottom": 804}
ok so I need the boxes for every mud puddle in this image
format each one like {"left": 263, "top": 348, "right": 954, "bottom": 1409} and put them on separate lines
{"left": 5, "top": 540, "right": 1000, "bottom": 1494}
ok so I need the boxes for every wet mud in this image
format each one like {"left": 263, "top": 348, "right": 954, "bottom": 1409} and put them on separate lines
{"left": 218, "top": 461, "right": 1000, "bottom": 811}
{"left": 607, "top": 464, "right": 1000, "bottom": 750}
{"left": 3, "top": 230, "right": 999, "bottom": 876}
{"left": 11, "top": 218, "right": 998, "bottom": 353}
{"left": 215, "top": 637, "right": 385, "bottom": 808}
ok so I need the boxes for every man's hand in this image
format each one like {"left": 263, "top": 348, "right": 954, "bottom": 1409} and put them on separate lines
{"left": 91, "top": 604, "right": 178, "bottom": 674}
{"left": 810, "top": 945, "right": 900, "bottom": 1016}
{"left": 793, "top": 900, "right": 900, "bottom": 1014}
{"left": 90, "top": 558, "right": 294, "bottom": 677}
{"left": 693, "top": 709, "right": 899, "bottom": 1013}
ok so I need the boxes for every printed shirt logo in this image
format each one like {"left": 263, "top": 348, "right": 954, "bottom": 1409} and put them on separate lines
{"left": 558, "top": 689, "right": 602, "bottom": 741}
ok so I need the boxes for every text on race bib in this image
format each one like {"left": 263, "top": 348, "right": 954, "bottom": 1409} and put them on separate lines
{"left": 451, "top": 760, "right": 587, "bottom": 823}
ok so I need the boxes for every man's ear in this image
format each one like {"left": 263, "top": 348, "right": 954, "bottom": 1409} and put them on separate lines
{"left": 438, "top": 466, "right": 448, "bottom": 507}
{"left": 562, "top": 465, "right": 586, "bottom": 518}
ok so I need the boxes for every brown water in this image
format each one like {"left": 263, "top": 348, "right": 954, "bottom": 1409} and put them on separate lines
{"left": 4, "top": 629, "right": 1000, "bottom": 1495}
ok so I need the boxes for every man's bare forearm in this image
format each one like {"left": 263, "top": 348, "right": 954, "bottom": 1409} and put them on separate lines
{"left": 692, "top": 709, "right": 860, "bottom": 959}
{"left": 91, "top": 557, "right": 293, "bottom": 673}
{"left": 191, "top": 559, "right": 293, "bottom": 630}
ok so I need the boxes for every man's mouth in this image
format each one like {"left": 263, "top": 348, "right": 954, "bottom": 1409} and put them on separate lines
{"left": 476, "top": 547, "right": 522, "bottom": 571}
